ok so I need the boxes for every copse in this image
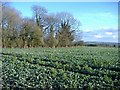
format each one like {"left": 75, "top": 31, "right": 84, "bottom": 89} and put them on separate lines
{"left": 2, "top": 4, "right": 82, "bottom": 48}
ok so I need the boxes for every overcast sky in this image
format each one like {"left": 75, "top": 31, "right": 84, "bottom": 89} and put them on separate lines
{"left": 9, "top": 2, "right": 118, "bottom": 42}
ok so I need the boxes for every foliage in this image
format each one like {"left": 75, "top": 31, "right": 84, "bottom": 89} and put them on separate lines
{"left": 57, "top": 20, "right": 74, "bottom": 47}
{"left": 2, "top": 5, "right": 81, "bottom": 48}
{"left": 1, "top": 47, "right": 120, "bottom": 89}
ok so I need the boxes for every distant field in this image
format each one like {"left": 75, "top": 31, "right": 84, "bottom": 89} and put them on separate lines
{"left": 1, "top": 46, "right": 120, "bottom": 89}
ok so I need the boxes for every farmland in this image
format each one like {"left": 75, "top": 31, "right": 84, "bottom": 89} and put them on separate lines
{"left": 1, "top": 46, "right": 120, "bottom": 89}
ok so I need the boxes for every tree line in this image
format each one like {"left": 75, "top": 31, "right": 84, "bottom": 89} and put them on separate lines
{"left": 2, "top": 4, "right": 81, "bottom": 48}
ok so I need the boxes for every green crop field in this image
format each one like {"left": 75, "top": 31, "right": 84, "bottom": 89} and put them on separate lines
{"left": 1, "top": 46, "right": 120, "bottom": 89}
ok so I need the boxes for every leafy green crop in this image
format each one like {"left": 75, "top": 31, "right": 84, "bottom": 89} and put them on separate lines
{"left": 1, "top": 47, "right": 120, "bottom": 89}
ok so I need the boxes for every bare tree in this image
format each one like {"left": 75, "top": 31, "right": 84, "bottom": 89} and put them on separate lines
{"left": 31, "top": 5, "right": 49, "bottom": 47}
{"left": 56, "top": 12, "right": 81, "bottom": 47}
{"left": 32, "top": 5, "right": 47, "bottom": 31}
{"left": 56, "top": 12, "right": 81, "bottom": 31}
{"left": 2, "top": 5, "right": 22, "bottom": 48}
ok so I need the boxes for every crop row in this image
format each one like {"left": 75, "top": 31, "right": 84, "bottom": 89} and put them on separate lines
{"left": 1, "top": 47, "right": 120, "bottom": 89}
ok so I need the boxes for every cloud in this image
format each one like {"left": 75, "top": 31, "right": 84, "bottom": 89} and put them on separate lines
{"left": 112, "top": 35, "right": 117, "bottom": 39}
{"left": 94, "top": 35, "right": 103, "bottom": 38}
{"left": 84, "top": 29, "right": 92, "bottom": 33}
{"left": 105, "top": 32, "right": 113, "bottom": 35}
{"left": 82, "top": 27, "right": 118, "bottom": 42}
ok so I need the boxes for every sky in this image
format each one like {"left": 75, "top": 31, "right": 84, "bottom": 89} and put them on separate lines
{"left": 9, "top": 2, "right": 118, "bottom": 43}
